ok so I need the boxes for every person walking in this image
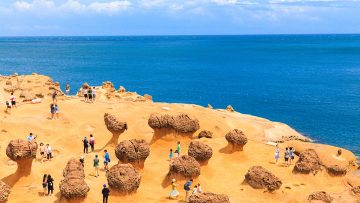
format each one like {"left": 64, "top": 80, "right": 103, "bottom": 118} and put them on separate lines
{"left": 184, "top": 179, "right": 193, "bottom": 202}
{"left": 65, "top": 83, "right": 70, "bottom": 95}
{"left": 88, "top": 88, "right": 93, "bottom": 103}
{"left": 169, "top": 179, "right": 179, "bottom": 199}
{"left": 50, "top": 103, "right": 56, "bottom": 120}
{"left": 10, "top": 93, "right": 16, "bottom": 108}
{"left": 39, "top": 143, "right": 46, "bottom": 162}
{"left": 83, "top": 87, "right": 88, "bottom": 102}
{"left": 42, "top": 174, "right": 47, "bottom": 196}
{"left": 104, "top": 150, "right": 110, "bottom": 172}
{"left": 284, "top": 147, "right": 290, "bottom": 166}
{"left": 94, "top": 155, "right": 100, "bottom": 177}
{"left": 275, "top": 144, "right": 280, "bottom": 165}
{"left": 197, "top": 183, "right": 203, "bottom": 193}
{"left": 27, "top": 133, "right": 37, "bottom": 142}
{"left": 83, "top": 137, "right": 89, "bottom": 154}
{"left": 102, "top": 184, "right": 110, "bottom": 203}
{"left": 55, "top": 104, "right": 59, "bottom": 119}
{"left": 169, "top": 149, "right": 173, "bottom": 160}
{"left": 89, "top": 134, "right": 95, "bottom": 152}
{"left": 92, "top": 87, "right": 97, "bottom": 102}
{"left": 46, "top": 144, "right": 52, "bottom": 161}
{"left": 177, "top": 141, "right": 181, "bottom": 155}
{"left": 289, "top": 147, "right": 295, "bottom": 165}
{"left": 47, "top": 174, "right": 54, "bottom": 196}
{"left": 5, "top": 101, "right": 11, "bottom": 113}
{"left": 52, "top": 90, "right": 58, "bottom": 103}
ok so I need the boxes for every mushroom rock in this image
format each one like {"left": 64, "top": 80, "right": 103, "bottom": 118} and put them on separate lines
{"left": 307, "top": 191, "right": 334, "bottom": 203}
{"left": 198, "top": 130, "right": 213, "bottom": 139}
{"left": 293, "top": 149, "right": 321, "bottom": 174}
{"left": 6, "top": 139, "right": 38, "bottom": 173}
{"left": 104, "top": 113, "right": 128, "bottom": 135}
{"left": 148, "top": 113, "right": 200, "bottom": 134}
{"left": 107, "top": 164, "right": 141, "bottom": 193}
{"left": 102, "top": 81, "right": 116, "bottom": 92}
{"left": 168, "top": 155, "right": 201, "bottom": 178}
{"left": 0, "top": 181, "right": 10, "bottom": 202}
{"left": 226, "top": 105, "right": 234, "bottom": 112}
{"left": 351, "top": 186, "right": 360, "bottom": 197}
{"left": 188, "top": 141, "right": 213, "bottom": 162}
{"left": 225, "top": 129, "right": 248, "bottom": 151}
{"left": 59, "top": 178, "right": 89, "bottom": 199}
{"left": 326, "top": 165, "right": 347, "bottom": 176}
{"left": 60, "top": 159, "right": 89, "bottom": 200}
{"left": 143, "top": 94, "right": 152, "bottom": 101}
{"left": 245, "top": 166, "right": 282, "bottom": 192}
{"left": 115, "top": 139, "right": 150, "bottom": 167}
{"left": 63, "top": 158, "right": 85, "bottom": 178}
{"left": 189, "top": 192, "right": 230, "bottom": 203}
{"left": 118, "top": 86, "right": 126, "bottom": 93}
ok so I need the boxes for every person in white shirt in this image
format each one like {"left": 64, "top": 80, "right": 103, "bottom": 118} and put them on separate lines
{"left": 92, "top": 87, "right": 97, "bottom": 102}
{"left": 46, "top": 144, "right": 52, "bottom": 161}
{"left": 10, "top": 93, "right": 16, "bottom": 107}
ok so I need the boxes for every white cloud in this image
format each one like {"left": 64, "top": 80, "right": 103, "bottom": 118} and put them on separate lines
{"left": 89, "top": 1, "right": 131, "bottom": 13}
{"left": 13, "top": 0, "right": 131, "bottom": 15}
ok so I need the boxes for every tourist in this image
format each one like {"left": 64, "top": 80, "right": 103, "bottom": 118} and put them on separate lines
{"left": 104, "top": 150, "right": 110, "bottom": 171}
{"left": 184, "top": 179, "right": 193, "bottom": 202}
{"left": 83, "top": 137, "right": 89, "bottom": 154}
{"left": 92, "top": 87, "right": 97, "bottom": 102}
{"left": 80, "top": 156, "right": 85, "bottom": 167}
{"left": 174, "top": 150, "right": 179, "bottom": 158}
{"left": 5, "top": 101, "right": 11, "bottom": 113}
{"left": 289, "top": 147, "right": 295, "bottom": 165}
{"left": 39, "top": 143, "right": 46, "bottom": 162}
{"left": 65, "top": 83, "right": 70, "bottom": 95}
{"left": 47, "top": 174, "right": 54, "bottom": 196}
{"left": 52, "top": 90, "right": 57, "bottom": 103}
{"left": 197, "top": 183, "right": 203, "bottom": 193}
{"left": 88, "top": 88, "right": 93, "bottom": 103}
{"left": 50, "top": 103, "right": 56, "bottom": 120}
{"left": 169, "top": 149, "right": 173, "bottom": 160}
{"left": 89, "top": 134, "right": 95, "bottom": 152}
{"left": 177, "top": 141, "right": 181, "bottom": 155}
{"left": 192, "top": 185, "right": 198, "bottom": 194}
{"left": 94, "top": 155, "right": 100, "bottom": 177}
{"left": 46, "top": 144, "right": 52, "bottom": 161}
{"left": 275, "top": 144, "right": 280, "bottom": 164}
{"left": 169, "top": 179, "right": 179, "bottom": 199}
{"left": 10, "top": 92, "right": 16, "bottom": 107}
{"left": 102, "top": 184, "right": 110, "bottom": 203}
{"left": 27, "top": 133, "right": 37, "bottom": 141}
{"left": 284, "top": 147, "right": 290, "bottom": 166}
{"left": 55, "top": 104, "right": 59, "bottom": 119}
{"left": 83, "top": 87, "right": 88, "bottom": 102}
{"left": 42, "top": 174, "right": 47, "bottom": 196}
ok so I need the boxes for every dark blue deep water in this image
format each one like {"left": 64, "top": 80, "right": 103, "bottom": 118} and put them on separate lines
{"left": 0, "top": 35, "right": 359, "bottom": 155}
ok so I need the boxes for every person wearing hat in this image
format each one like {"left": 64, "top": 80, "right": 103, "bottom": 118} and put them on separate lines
{"left": 169, "top": 178, "right": 179, "bottom": 199}
{"left": 102, "top": 184, "right": 110, "bottom": 203}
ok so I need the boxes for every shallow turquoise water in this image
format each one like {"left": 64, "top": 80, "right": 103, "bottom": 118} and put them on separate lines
{"left": 0, "top": 35, "right": 359, "bottom": 155}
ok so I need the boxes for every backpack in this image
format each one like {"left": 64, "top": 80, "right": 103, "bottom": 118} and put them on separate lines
{"left": 184, "top": 182, "right": 191, "bottom": 190}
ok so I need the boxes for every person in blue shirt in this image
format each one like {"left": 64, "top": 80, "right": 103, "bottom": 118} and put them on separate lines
{"left": 184, "top": 179, "right": 193, "bottom": 202}
{"left": 27, "top": 133, "right": 37, "bottom": 142}
{"left": 104, "top": 150, "right": 110, "bottom": 172}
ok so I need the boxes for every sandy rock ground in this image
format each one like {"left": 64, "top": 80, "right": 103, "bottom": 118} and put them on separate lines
{"left": 0, "top": 74, "right": 359, "bottom": 203}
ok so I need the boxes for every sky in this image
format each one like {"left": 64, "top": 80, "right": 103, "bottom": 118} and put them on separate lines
{"left": 0, "top": 0, "right": 359, "bottom": 36}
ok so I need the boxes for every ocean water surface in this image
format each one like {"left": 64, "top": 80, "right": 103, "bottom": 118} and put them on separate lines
{"left": 0, "top": 35, "right": 359, "bottom": 155}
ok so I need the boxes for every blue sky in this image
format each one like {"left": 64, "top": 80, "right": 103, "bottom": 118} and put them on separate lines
{"left": 0, "top": 0, "right": 359, "bottom": 36}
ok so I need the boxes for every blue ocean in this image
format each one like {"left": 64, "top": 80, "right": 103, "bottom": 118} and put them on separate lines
{"left": 0, "top": 35, "right": 359, "bottom": 155}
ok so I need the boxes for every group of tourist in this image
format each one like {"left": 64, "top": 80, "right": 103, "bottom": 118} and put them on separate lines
{"left": 5, "top": 92, "right": 16, "bottom": 113}
{"left": 83, "top": 86, "right": 97, "bottom": 103}
{"left": 169, "top": 141, "right": 181, "bottom": 160}
{"left": 92, "top": 150, "right": 111, "bottom": 177}
{"left": 42, "top": 174, "right": 55, "bottom": 196}
{"left": 82, "top": 134, "right": 95, "bottom": 154}
{"left": 169, "top": 178, "right": 203, "bottom": 202}
{"left": 274, "top": 144, "right": 295, "bottom": 166}
{"left": 39, "top": 142, "right": 53, "bottom": 162}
